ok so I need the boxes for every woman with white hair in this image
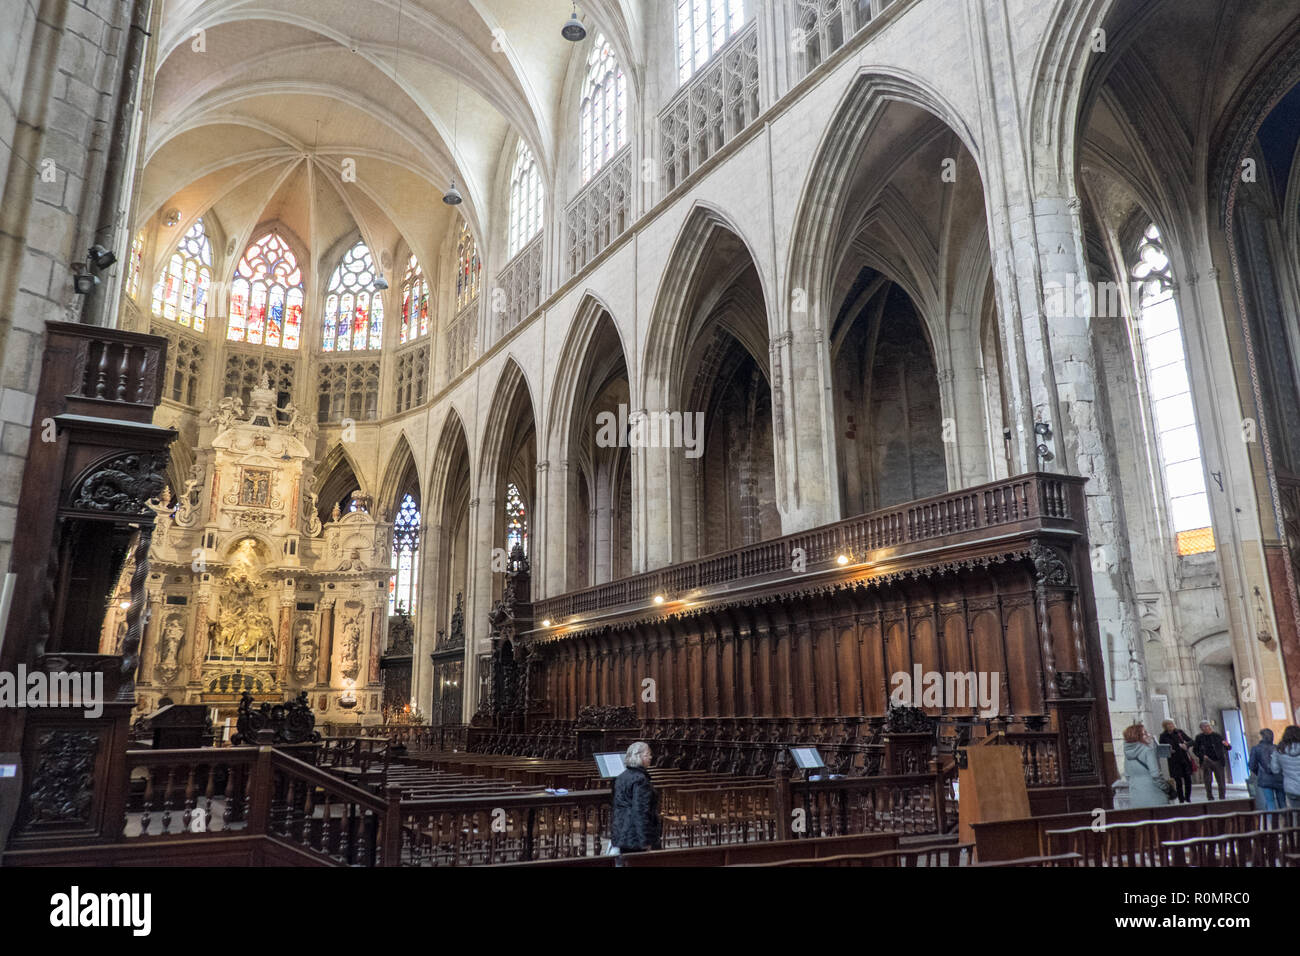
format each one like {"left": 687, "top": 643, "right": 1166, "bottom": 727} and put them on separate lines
{"left": 611, "top": 741, "right": 661, "bottom": 857}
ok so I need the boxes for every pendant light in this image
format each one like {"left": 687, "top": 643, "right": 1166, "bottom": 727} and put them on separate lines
{"left": 444, "top": 82, "right": 463, "bottom": 205}
{"left": 562, "top": 3, "right": 586, "bottom": 42}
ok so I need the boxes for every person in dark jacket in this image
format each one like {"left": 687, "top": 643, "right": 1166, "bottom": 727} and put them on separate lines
{"left": 1269, "top": 725, "right": 1300, "bottom": 809}
{"left": 1193, "top": 720, "right": 1231, "bottom": 801}
{"left": 611, "top": 741, "right": 660, "bottom": 858}
{"left": 1248, "top": 728, "right": 1285, "bottom": 810}
{"left": 1159, "top": 720, "right": 1195, "bottom": 803}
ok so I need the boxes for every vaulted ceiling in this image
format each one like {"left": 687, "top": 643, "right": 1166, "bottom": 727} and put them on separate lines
{"left": 137, "top": 0, "right": 646, "bottom": 278}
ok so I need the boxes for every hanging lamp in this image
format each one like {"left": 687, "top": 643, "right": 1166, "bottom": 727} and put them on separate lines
{"left": 562, "top": 3, "right": 586, "bottom": 41}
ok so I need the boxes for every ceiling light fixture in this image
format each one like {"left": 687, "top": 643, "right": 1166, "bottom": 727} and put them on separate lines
{"left": 562, "top": 3, "right": 586, "bottom": 42}
{"left": 444, "top": 80, "right": 464, "bottom": 205}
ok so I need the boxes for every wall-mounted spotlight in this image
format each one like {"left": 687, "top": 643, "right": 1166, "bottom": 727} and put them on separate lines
{"left": 1034, "top": 421, "right": 1053, "bottom": 441}
{"left": 541, "top": 619, "right": 552, "bottom": 628}
{"left": 87, "top": 244, "right": 117, "bottom": 271}
{"left": 561, "top": 4, "right": 586, "bottom": 41}
{"left": 836, "top": 554, "right": 849, "bottom": 566}
{"left": 653, "top": 594, "right": 665, "bottom": 605}
{"left": 72, "top": 264, "right": 99, "bottom": 295}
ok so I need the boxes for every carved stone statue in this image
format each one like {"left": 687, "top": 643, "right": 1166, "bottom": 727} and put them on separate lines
{"left": 330, "top": 501, "right": 341, "bottom": 522}
{"left": 156, "top": 615, "right": 184, "bottom": 682}
{"left": 293, "top": 619, "right": 316, "bottom": 680}
{"left": 208, "top": 395, "right": 245, "bottom": 430}
{"left": 340, "top": 616, "right": 362, "bottom": 680}
{"left": 212, "top": 573, "right": 276, "bottom": 661}
{"left": 174, "top": 463, "right": 204, "bottom": 529}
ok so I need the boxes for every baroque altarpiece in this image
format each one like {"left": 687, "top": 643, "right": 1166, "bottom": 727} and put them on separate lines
{"left": 97, "top": 377, "right": 393, "bottom": 728}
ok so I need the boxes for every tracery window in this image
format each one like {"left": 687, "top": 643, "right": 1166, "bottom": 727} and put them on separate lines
{"left": 676, "top": 0, "right": 746, "bottom": 84}
{"left": 400, "top": 253, "right": 429, "bottom": 345}
{"left": 323, "top": 240, "right": 384, "bottom": 351}
{"left": 580, "top": 34, "right": 627, "bottom": 184}
{"left": 1131, "top": 223, "right": 1215, "bottom": 556}
{"left": 152, "top": 219, "right": 212, "bottom": 331}
{"left": 126, "top": 231, "right": 144, "bottom": 299}
{"left": 508, "top": 142, "right": 543, "bottom": 259}
{"left": 228, "top": 232, "right": 303, "bottom": 348}
{"left": 390, "top": 493, "right": 420, "bottom": 614}
{"left": 505, "top": 482, "right": 527, "bottom": 557}
{"left": 456, "top": 222, "right": 481, "bottom": 311}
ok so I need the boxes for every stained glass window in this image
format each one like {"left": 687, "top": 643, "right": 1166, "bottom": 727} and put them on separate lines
{"left": 151, "top": 219, "right": 212, "bottom": 331}
{"left": 126, "top": 231, "right": 144, "bottom": 299}
{"left": 390, "top": 493, "right": 420, "bottom": 614}
{"left": 323, "top": 241, "right": 385, "bottom": 351}
{"left": 580, "top": 35, "right": 627, "bottom": 184}
{"left": 456, "top": 222, "right": 481, "bottom": 311}
{"left": 227, "top": 232, "right": 303, "bottom": 348}
{"left": 400, "top": 254, "right": 429, "bottom": 345}
{"left": 1131, "top": 222, "right": 1215, "bottom": 556}
{"left": 676, "top": 0, "right": 746, "bottom": 84}
{"left": 508, "top": 142, "right": 543, "bottom": 259}
{"left": 505, "top": 482, "right": 527, "bottom": 557}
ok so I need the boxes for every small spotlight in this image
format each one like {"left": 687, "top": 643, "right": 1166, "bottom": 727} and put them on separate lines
{"left": 653, "top": 594, "right": 665, "bottom": 605}
{"left": 442, "top": 180, "right": 463, "bottom": 205}
{"left": 541, "top": 619, "right": 551, "bottom": 628}
{"left": 72, "top": 266, "right": 98, "bottom": 295}
{"left": 118, "top": 600, "right": 130, "bottom": 610}
{"left": 836, "top": 554, "right": 849, "bottom": 566}
{"left": 88, "top": 244, "right": 117, "bottom": 271}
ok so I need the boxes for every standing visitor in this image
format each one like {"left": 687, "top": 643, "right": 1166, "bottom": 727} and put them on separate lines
{"left": 1269, "top": 725, "right": 1300, "bottom": 809}
{"left": 611, "top": 741, "right": 661, "bottom": 861}
{"left": 1123, "top": 724, "right": 1171, "bottom": 809}
{"left": 1248, "top": 728, "right": 1285, "bottom": 810}
{"left": 1159, "top": 720, "right": 1196, "bottom": 804}
{"left": 1193, "top": 720, "right": 1231, "bottom": 801}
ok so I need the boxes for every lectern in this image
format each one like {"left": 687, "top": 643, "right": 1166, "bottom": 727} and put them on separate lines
{"left": 958, "top": 745, "right": 1030, "bottom": 850}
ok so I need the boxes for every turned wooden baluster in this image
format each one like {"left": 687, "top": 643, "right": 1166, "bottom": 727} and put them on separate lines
{"left": 222, "top": 763, "right": 239, "bottom": 829}
{"left": 303, "top": 783, "right": 318, "bottom": 851}
{"left": 94, "top": 342, "right": 111, "bottom": 398}
{"left": 116, "top": 344, "right": 131, "bottom": 401}
{"left": 182, "top": 765, "right": 197, "bottom": 831}
{"left": 160, "top": 766, "right": 176, "bottom": 831}
{"left": 139, "top": 767, "right": 155, "bottom": 835}
{"left": 203, "top": 764, "right": 218, "bottom": 831}
{"left": 135, "top": 344, "right": 149, "bottom": 403}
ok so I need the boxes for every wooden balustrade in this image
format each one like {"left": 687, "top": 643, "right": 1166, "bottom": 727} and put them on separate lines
{"left": 1043, "top": 808, "right": 1300, "bottom": 867}
{"left": 396, "top": 790, "right": 611, "bottom": 866}
{"left": 789, "top": 773, "right": 952, "bottom": 838}
{"left": 534, "top": 473, "right": 1081, "bottom": 622}
{"left": 119, "top": 746, "right": 398, "bottom": 865}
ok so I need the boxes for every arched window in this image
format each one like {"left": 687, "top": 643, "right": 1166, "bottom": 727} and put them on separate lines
{"left": 676, "top": 0, "right": 746, "bottom": 84}
{"left": 580, "top": 34, "right": 627, "bottom": 184}
{"left": 456, "top": 222, "right": 481, "bottom": 311}
{"left": 400, "top": 254, "right": 429, "bottom": 345}
{"left": 126, "top": 231, "right": 144, "bottom": 299}
{"left": 151, "top": 219, "right": 212, "bottom": 331}
{"left": 323, "top": 240, "right": 385, "bottom": 352}
{"left": 508, "top": 142, "right": 543, "bottom": 259}
{"left": 228, "top": 232, "right": 304, "bottom": 348}
{"left": 505, "top": 481, "right": 527, "bottom": 557}
{"left": 1131, "top": 223, "right": 1215, "bottom": 556}
{"left": 390, "top": 493, "right": 420, "bottom": 614}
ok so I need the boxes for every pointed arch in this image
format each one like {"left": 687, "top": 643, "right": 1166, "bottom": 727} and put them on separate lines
{"left": 314, "top": 442, "right": 367, "bottom": 526}
{"left": 378, "top": 432, "right": 422, "bottom": 518}
{"left": 641, "top": 202, "right": 771, "bottom": 411}
{"left": 545, "top": 292, "right": 634, "bottom": 455}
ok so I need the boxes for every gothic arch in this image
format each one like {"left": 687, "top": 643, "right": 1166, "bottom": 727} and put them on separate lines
{"left": 314, "top": 442, "right": 368, "bottom": 524}
{"left": 378, "top": 432, "right": 422, "bottom": 518}
{"left": 546, "top": 292, "right": 634, "bottom": 458}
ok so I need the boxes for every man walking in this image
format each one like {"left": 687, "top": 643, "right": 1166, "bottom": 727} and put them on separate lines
{"left": 1193, "top": 719, "right": 1231, "bottom": 801}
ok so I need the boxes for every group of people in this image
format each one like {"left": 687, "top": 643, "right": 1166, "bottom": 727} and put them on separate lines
{"left": 1123, "top": 718, "right": 1300, "bottom": 809}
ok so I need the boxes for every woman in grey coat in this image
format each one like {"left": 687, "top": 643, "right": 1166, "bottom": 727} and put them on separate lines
{"left": 1268, "top": 724, "right": 1300, "bottom": 808}
{"left": 1123, "top": 723, "right": 1171, "bottom": 809}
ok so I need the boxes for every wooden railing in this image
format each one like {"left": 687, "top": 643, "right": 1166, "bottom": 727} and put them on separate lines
{"left": 1043, "top": 808, "right": 1300, "bottom": 867}
{"left": 535, "top": 473, "right": 1081, "bottom": 622}
{"left": 122, "top": 746, "right": 399, "bottom": 866}
{"left": 789, "top": 773, "right": 951, "bottom": 838}
{"left": 366, "top": 724, "right": 468, "bottom": 752}
{"left": 396, "top": 790, "right": 611, "bottom": 866}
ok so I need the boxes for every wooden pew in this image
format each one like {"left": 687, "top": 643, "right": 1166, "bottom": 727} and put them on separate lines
{"left": 738, "top": 843, "right": 974, "bottom": 867}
